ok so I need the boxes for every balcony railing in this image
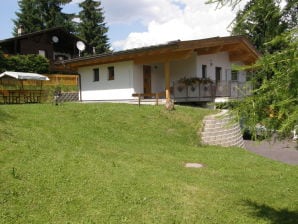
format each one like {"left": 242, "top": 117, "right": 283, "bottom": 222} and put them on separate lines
{"left": 172, "top": 80, "right": 252, "bottom": 101}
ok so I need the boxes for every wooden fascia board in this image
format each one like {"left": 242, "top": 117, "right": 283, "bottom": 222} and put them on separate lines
{"left": 134, "top": 50, "right": 193, "bottom": 64}
{"left": 64, "top": 54, "right": 136, "bottom": 68}
{"left": 177, "top": 37, "right": 240, "bottom": 50}
{"left": 239, "top": 38, "right": 260, "bottom": 60}
{"left": 221, "top": 43, "right": 243, "bottom": 52}
{"left": 59, "top": 45, "right": 177, "bottom": 69}
{"left": 195, "top": 46, "right": 224, "bottom": 55}
{"left": 229, "top": 52, "right": 255, "bottom": 64}
{"left": 58, "top": 36, "right": 260, "bottom": 69}
{"left": 132, "top": 46, "right": 176, "bottom": 57}
{"left": 195, "top": 43, "right": 247, "bottom": 56}
{"left": 179, "top": 37, "right": 259, "bottom": 61}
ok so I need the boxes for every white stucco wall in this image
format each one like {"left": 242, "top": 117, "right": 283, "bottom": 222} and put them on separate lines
{"left": 78, "top": 61, "right": 135, "bottom": 101}
{"left": 197, "top": 52, "right": 231, "bottom": 81}
{"left": 170, "top": 53, "right": 197, "bottom": 82}
{"left": 197, "top": 52, "right": 247, "bottom": 82}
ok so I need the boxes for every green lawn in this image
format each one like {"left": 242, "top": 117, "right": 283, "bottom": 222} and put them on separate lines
{"left": 0, "top": 103, "right": 297, "bottom": 224}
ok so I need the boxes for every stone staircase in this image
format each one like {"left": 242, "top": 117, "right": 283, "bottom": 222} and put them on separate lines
{"left": 200, "top": 110, "right": 244, "bottom": 148}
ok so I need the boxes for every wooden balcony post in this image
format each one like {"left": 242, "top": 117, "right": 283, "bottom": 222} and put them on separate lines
{"left": 164, "top": 61, "right": 174, "bottom": 110}
{"left": 165, "top": 61, "right": 170, "bottom": 101}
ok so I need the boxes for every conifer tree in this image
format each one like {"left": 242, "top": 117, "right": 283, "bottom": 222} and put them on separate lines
{"left": 39, "top": 0, "right": 76, "bottom": 33}
{"left": 78, "top": 0, "right": 110, "bottom": 54}
{"left": 282, "top": 0, "right": 298, "bottom": 29}
{"left": 13, "top": 0, "right": 75, "bottom": 35}
{"left": 13, "top": 0, "right": 43, "bottom": 34}
{"left": 231, "top": 0, "right": 286, "bottom": 53}
{"left": 206, "top": 0, "right": 298, "bottom": 138}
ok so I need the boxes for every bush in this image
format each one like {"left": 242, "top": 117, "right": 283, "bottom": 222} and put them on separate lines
{"left": 0, "top": 49, "right": 6, "bottom": 73}
{"left": 5, "top": 54, "right": 49, "bottom": 73}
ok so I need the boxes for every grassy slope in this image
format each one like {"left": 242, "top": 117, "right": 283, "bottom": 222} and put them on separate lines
{"left": 0, "top": 103, "right": 297, "bottom": 224}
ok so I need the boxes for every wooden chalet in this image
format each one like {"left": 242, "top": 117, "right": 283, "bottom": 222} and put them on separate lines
{"left": 0, "top": 27, "right": 92, "bottom": 72}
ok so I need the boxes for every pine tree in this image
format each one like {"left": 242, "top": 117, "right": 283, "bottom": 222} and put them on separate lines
{"left": 13, "top": 0, "right": 75, "bottom": 35}
{"left": 282, "top": 0, "right": 298, "bottom": 29}
{"left": 13, "top": 0, "right": 44, "bottom": 35}
{"left": 206, "top": 0, "right": 298, "bottom": 138}
{"left": 78, "top": 0, "right": 110, "bottom": 54}
{"left": 39, "top": 0, "right": 76, "bottom": 33}
{"left": 231, "top": 0, "right": 286, "bottom": 53}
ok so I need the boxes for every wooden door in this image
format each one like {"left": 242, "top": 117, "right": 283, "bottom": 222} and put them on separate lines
{"left": 143, "top": 65, "right": 151, "bottom": 98}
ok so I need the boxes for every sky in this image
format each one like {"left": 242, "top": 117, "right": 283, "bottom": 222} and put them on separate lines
{"left": 0, "top": 0, "right": 245, "bottom": 51}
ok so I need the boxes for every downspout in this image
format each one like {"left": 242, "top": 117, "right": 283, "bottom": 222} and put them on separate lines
{"left": 78, "top": 73, "right": 82, "bottom": 102}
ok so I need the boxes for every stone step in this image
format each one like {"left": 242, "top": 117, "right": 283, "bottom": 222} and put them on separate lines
{"left": 200, "top": 110, "right": 244, "bottom": 148}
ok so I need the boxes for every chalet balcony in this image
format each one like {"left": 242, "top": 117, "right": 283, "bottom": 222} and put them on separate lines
{"left": 172, "top": 80, "right": 252, "bottom": 102}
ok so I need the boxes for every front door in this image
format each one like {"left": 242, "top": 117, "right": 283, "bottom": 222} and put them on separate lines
{"left": 143, "top": 65, "right": 151, "bottom": 98}
{"left": 215, "top": 67, "right": 221, "bottom": 83}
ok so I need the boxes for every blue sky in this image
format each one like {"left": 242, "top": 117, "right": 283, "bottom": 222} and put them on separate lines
{"left": 0, "top": 0, "right": 241, "bottom": 50}
{"left": 0, "top": 0, "right": 136, "bottom": 45}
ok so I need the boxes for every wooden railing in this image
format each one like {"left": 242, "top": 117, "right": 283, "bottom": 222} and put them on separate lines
{"left": 173, "top": 81, "right": 252, "bottom": 100}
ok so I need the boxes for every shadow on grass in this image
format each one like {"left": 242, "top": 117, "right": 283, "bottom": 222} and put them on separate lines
{"left": 244, "top": 200, "right": 298, "bottom": 224}
{"left": 0, "top": 109, "right": 14, "bottom": 122}
{"left": 0, "top": 107, "right": 13, "bottom": 122}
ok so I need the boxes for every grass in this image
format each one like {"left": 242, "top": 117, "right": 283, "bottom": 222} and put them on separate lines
{"left": 0, "top": 103, "right": 297, "bottom": 223}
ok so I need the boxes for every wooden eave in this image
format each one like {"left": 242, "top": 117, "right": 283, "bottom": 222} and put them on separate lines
{"left": 55, "top": 35, "right": 260, "bottom": 71}
{"left": 55, "top": 44, "right": 180, "bottom": 70}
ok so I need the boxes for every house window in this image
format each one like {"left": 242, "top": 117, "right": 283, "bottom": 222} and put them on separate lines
{"left": 231, "top": 70, "right": 238, "bottom": 81}
{"left": 38, "top": 50, "right": 46, "bottom": 57}
{"left": 215, "top": 67, "right": 222, "bottom": 82}
{"left": 93, "top": 68, "right": 99, "bottom": 82}
{"left": 108, "top": 66, "right": 114, "bottom": 80}
{"left": 202, "top": 64, "right": 207, "bottom": 78}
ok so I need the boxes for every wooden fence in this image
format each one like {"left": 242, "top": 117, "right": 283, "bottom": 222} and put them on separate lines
{"left": 44, "top": 74, "right": 79, "bottom": 86}
{"left": 0, "top": 74, "right": 78, "bottom": 87}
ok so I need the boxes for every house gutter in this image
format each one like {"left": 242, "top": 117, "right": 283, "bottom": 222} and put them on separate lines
{"left": 78, "top": 73, "right": 82, "bottom": 102}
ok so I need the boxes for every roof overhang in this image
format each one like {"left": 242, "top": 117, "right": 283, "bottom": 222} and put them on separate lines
{"left": 55, "top": 35, "right": 260, "bottom": 71}
{"left": 0, "top": 27, "right": 81, "bottom": 43}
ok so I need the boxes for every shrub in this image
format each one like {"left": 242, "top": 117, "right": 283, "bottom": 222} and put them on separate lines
{"left": 5, "top": 54, "right": 49, "bottom": 73}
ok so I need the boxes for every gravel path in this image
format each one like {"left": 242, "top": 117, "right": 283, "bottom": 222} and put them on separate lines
{"left": 244, "top": 140, "right": 298, "bottom": 165}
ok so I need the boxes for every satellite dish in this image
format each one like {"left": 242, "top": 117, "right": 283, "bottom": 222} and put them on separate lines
{"left": 76, "top": 41, "right": 86, "bottom": 51}
{"left": 52, "top": 36, "right": 59, "bottom": 43}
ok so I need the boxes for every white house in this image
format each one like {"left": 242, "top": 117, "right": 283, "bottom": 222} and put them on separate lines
{"left": 56, "top": 36, "right": 259, "bottom": 104}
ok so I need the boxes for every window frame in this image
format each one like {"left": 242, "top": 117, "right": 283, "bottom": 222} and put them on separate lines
{"left": 93, "top": 68, "right": 99, "bottom": 82}
{"left": 38, "top": 50, "right": 46, "bottom": 57}
{"left": 108, "top": 66, "right": 115, "bottom": 81}
{"left": 202, "top": 64, "right": 207, "bottom": 79}
{"left": 231, "top": 70, "right": 238, "bottom": 81}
